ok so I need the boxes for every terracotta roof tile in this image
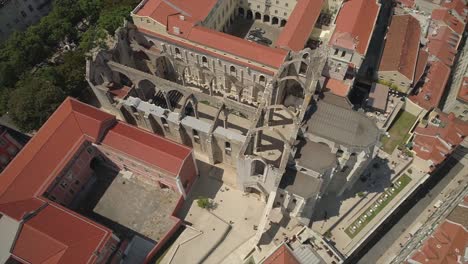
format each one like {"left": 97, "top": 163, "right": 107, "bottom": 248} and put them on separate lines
{"left": 414, "top": 49, "right": 429, "bottom": 84}
{"left": 441, "top": 0, "right": 468, "bottom": 22}
{"left": 379, "top": 15, "right": 421, "bottom": 81}
{"left": 427, "top": 25, "right": 460, "bottom": 66}
{"left": 263, "top": 244, "right": 300, "bottom": 264}
{"left": 275, "top": 0, "right": 324, "bottom": 51}
{"left": 457, "top": 77, "right": 468, "bottom": 102}
{"left": 101, "top": 122, "right": 192, "bottom": 176}
{"left": 330, "top": 0, "right": 381, "bottom": 55}
{"left": 431, "top": 8, "right": 466, "bottom": 35}
{"left": 409, "top": 221, "right": 468, "bottom": 264}
{"left": 409, "top": 61, "right": 451, "bottom": 110}
{"left": 324, "top": 78, "right": 351, "bottom": 97}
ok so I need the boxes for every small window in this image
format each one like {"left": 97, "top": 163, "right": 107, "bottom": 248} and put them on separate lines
{"left": 193, "top": 129, "right": 200, "bottom": 144}
{"left": 161, "top": 117, "right": 169, "bottom": 131}
{"left": 259, "top": 75, "right": 266, "bottom": 83}
{"left": 0, "top": 138, "right": 7, "bottom": 147}
{"left": 230, "top": 65, "right": 236, "bottom": 74}
{"left": 334, "top": 49, "right": 339, "bottom": 55}
{"left": 60, "top": 181, "right": 68, "bottom": 189}
{"left": 202, "top": 56, "right": 208, "bottom": 65}
{"left": 341, "top": 51, "right": 346, "bottom": 57}
{"left": 292, "top": 199, "right": 297, "bottom": 204}
{"left": 225, "top": 142, "right": 232, "bottom": 156}
{"left": 285, "top": 3, "right": 288, "bottom": 6}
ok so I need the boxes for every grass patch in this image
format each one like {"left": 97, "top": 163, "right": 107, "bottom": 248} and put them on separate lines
{"left": 345, "top": 174, "right": 412, "bottom": 238}
{"left": 380, "top": 111, "right": 417, "bottom": 153}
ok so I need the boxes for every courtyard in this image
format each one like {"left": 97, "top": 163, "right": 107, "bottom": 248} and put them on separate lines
{"left": 380, "top": 110, "right": 418, "bottom": 154}
{"left": 227, "top": 16, "right": 282, "bottom": 47}
{"left": 159, "top": 160, "right": 266, "bottom": 264}
{"left": 93, "top": 172, "right": 180, "bottom": 242}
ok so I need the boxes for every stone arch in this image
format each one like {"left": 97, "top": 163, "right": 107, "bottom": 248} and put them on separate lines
{"left": 265, "top": 105, "right": 298, "bottom": 121}
{"left": 278, "top": 78, "right": 305, "bottom": 110}
{"left": 167, "top": 90, "right": 184, "bottom": 109}
{"left": 299, "top": 61, "right": 308, "bottom": 75}
{"left": 247, "top": 10, "right": 253, "bottom": 20}
{"left": 137, "top": 79, "right": 156, "bottom": 100}
{"left": 238, "top": 7, "right": 245, "bottom": 16}
{"left": 180, "top": 94, "right": 199, "bottom": 119}
{"left": 280, "top": 19, "right": 287, "bottom": 27}
{"left": 255, "top": 12, "right": 261, "bottom": 20}
{"left": 230, "top": 65, "right": 237, "bottom": 74}
{"left": 155, "top": 56, "right": 176, "bottom": 81}
{"left": 117, "top": 72, "right": 134, "bottom": 87}
{"left": 245, "top": 186, "right": 265, "bottom": 200}
{"left": 272, "top": 17, "right": 279, "bottom": 25}
{"left": 263, "top": 15, "right": 270, "bottom": 23}
{"left": 251, "top": 158, "right": 267, "bottom": 177}
{"left": 302, "top": 52, "right": 310, "bottom": 60}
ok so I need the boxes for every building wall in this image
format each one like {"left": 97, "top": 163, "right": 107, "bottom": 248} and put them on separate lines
{"left": 0, "top": 128, "right": 23, "bottom": 171}
{"left": 443, "top": 40, "right": 468, "bottom": 121}
{"left": 44, "top": 142, "right": 97, "bottom": 206}
{"left": 0, "top": 0, "right": 52, "bottom": 43}
{"left": 378, "top": 70, "right": 412, "bottom": 92}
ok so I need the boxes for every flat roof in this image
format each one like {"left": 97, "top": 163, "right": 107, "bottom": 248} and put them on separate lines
{"left": 280, "top": 168, "right": 322, "bottom": 198}
{"left": 295, "top": 138, "right": 336, "bottom": 173}
{"left": 367, "top": 83, "right": 389, "bottom": 111}
{"left": 306, "top": 94, "right": 380, "bottom": 148}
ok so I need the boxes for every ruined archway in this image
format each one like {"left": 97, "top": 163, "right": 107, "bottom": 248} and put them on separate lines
{"left": 137, "top": 79, "right": 156, "bottom": 100}
{"left": 255, "top": 12, "right": 261, "bottom": 20}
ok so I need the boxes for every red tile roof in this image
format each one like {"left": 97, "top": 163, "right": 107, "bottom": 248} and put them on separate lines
{"left": 0, "top": 98, "right": 194, "bottom": 263}
{"left": 409, "top": 221, "right": 468, "bottom": 264}
{"left": 427, "top": 25, "right": 460, "bottom": 66}
{"left": 133, "top": 0, "right": 289, "bottom": 69}
{"left": 457, "top": 77, "right": 468, "bottom": 102}
{"left": 414, "top": 49, "right": 429, "bottom": 84}
{"left": 441, "top": 0, "right": 468, "bottom": 22}
{"left": 379, "top": 15, "right": 421, "bottom": 81}
{"left": 101, "top": 122, "right": 192, "bottom": 176}
{"left": 330, "top": 0, "right": 381, "bottom": 55}
{"left": 185, "top": 26, "right": 288, "bottom": 68}
{"left": 412, "top": 112, "right": 468, "bottom": 166}
{"left": 398, "top": 0, "right": 415, "bottom": 8}
{"left": 409, "top": 61, "right": 451, "bottom": 111}
{"left": 275, "top": 0, "right": 324, "bottom": 51}
{"left": 11, "top": 201, "right": 112, "bottom": 264}
{"left": 263, "top": 244, "right": 300, "bottom": 264}
{"left": 431, "top": 8, "right": 466, "bottom": 35}
{"left": 324, "top": 78, "right": 351, "bottom": 97}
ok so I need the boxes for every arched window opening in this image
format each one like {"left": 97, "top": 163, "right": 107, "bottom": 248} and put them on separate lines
{"left": 225, "top": 142, "right": 232, "bottom": 156}
{"left": 230, "top": 65, "right": 236, "bottom": 74}
{"left": 193, "top": 129, "right": 200, "bottom": 143}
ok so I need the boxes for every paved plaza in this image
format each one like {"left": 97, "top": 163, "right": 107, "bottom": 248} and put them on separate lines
{"left": 160, "top": 160, "right": 266, "bottom": 264}
{"left": 93, "top": 172, "right": 180, "bottom": 242}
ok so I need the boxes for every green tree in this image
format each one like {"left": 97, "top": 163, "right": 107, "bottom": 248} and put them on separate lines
{"left": 98, "top": 5, "right": 132, "bottom": 35}
{"left": 8, "top": 77, "right": 65, "bottom": 131}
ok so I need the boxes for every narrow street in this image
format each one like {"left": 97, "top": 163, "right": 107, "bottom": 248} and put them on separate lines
{"left": 347, "top": 157, "right": 466, "bottom": 263}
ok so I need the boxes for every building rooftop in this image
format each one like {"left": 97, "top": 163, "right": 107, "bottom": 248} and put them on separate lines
{"left": 280, "top": 168, "right": 322, "bottom": 198}
{"left": 275, "top": 0, "right": 324, "bottom": 51}
{"left": 409, "top": 200, "right": 468, "bottom": 264}
{"left": 367, "top": 83, "right": 389, "bottom": 112}
{"left": 0, "top": 98, "right": 194, "bottom": 263}
{"left": 431, "top": 8, "right": 466, "bottom": 35}
{"left": 294, "top": 139, "right": 336, "bottom": 173}
{"left": 457, "top": 77, "right": 468, "bottom": 103}
{"left": 133, "top": 0, "right": 324, "bottom": 69}
{"left": 427, "top": 25, "right": 460, "bottom": 66}
{"left": 409, "top": 61, "right": 451, "bottom": 111}
{"left": 412, "top": 112, "right": 468, "bottom": 166}
{"left": 262, "top": 244, "right": 301, "bottom": 264}
{"left": 305, "top": 94, "right": 380, "bottom": 149}
{"left": 414, "top": 49, "right": 429, "bottom": 84}
{"left": 441, "top": 0, "right": 468, "bottom": 22}
{"left": 329, "top": 0, "right": 381, "bottom": 56}
{"left": 323, "top": 78, "right": 351, "bottom": 97}
{"left": 379, "top": 14, "right": 421, "bottom": 81}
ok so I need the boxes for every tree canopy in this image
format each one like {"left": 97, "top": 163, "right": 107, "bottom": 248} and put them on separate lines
{"left": 0, "top": 0, "right": 139, "bottom": 131}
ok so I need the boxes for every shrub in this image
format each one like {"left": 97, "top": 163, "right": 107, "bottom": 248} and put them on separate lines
{"left": 357, "top": 192, "right": 365, "bottom": 198}
{"left": 197, "top": 196, "right": 211, "bottom": 209}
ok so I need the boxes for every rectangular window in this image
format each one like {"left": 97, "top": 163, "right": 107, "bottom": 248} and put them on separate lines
{"left": 60, "top": 181, "right": 68, "bottom": 189}
{"left": 225, "top": 142, "right": 232, "bottom": 156}
{"left": 341, "top": 51, "right": 346, "bottom": 57}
